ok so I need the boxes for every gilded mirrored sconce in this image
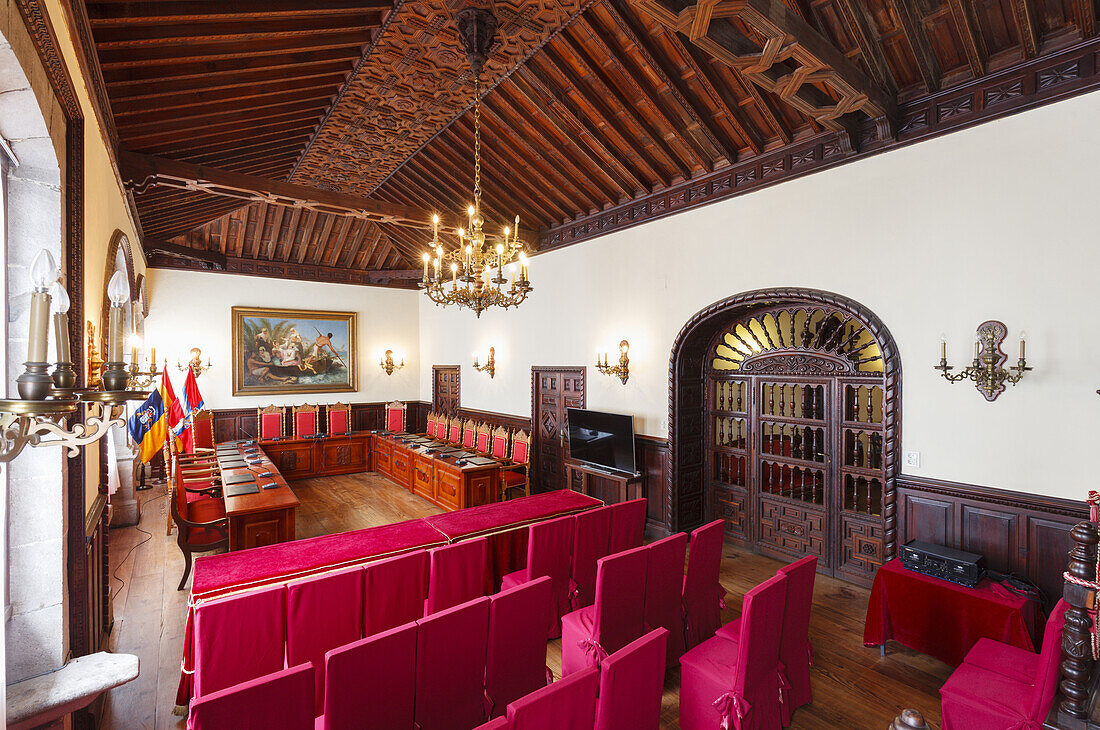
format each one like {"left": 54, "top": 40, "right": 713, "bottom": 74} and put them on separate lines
{"left": 596, "top": 340, "right": 630, "bottom": 384}
{"left": 380, "top": 349, "right": 405, "bottom": 376}
{"left": 178, "top": 347, "right": 213, "bottom": 377}
{"left": 935, "top": 320, "right": 1031, "bottom": 401}
{"left": 473, "top": 347, "right": 496, "bottom": 378}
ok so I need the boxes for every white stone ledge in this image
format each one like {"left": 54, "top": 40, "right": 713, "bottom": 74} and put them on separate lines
{"left": 6, "top": 652, "right": 139, "bottom": 730}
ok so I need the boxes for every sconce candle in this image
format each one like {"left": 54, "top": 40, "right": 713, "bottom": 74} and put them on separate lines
{"left": 17, "top": 250, "right": 57, "bottom": 399}
{"left": 49, "top": 281, "right": 77, "bottom": 391}
{"left": 473, "top": 347, "right": 496, "bottom": 378}
{"left": 102, "top": 270, "right": 131, "bottom": 391}
{"left": 936, "top": 320, "right": 1031, "bottom": 401}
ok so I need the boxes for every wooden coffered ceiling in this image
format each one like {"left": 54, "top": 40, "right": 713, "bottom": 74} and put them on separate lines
{"left": 78, "top": 0, "right": 1098, "bottom": 285}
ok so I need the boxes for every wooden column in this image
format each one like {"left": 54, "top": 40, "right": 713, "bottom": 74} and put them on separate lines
{"left": 1060, "top": 520, "right": 1098, "bottom": 718}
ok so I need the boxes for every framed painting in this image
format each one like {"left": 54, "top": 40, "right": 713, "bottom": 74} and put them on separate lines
{"left": 232, "top": 307, "right": 358, "bottom": 396}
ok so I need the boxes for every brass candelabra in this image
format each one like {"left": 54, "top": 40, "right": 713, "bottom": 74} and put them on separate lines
{"left": 473, "top": 347, "right": 496, "bottom": 378}
{"left": 935, "top": 320, "right": 1031, "bottom": 401}
{"left": 596, "top": 340, "right": 631, "bottom": 385}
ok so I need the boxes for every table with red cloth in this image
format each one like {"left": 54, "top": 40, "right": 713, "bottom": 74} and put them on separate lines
{"left": 174, "top": 488, "right": 600, "bottom": 709}
{"left": 863, "top": 558, "right": 1042, "bottom": 667}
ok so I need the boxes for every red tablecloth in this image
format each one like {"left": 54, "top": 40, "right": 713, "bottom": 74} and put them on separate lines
{"left": 175, "top": 489, "right": 601, "bottom": 709}
{"left": 863, "top": 559, "right": 1042, "bottom": 667}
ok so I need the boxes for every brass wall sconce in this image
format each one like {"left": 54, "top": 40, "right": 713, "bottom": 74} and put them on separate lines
{"left": 178, "top": 347, "right": 212, "bottom": 378}
{"left": 473, "top": 347, "right": 496, "bottom": 378}
{"left": 380, "top": 349, "right": 405, "bottom": 376}
{"left": 127, "top": 335, "right": 159, "bottom": 389}
{"left": 935, "top": 320, "right": 1031, "bottom": 401}
{"left": 596, "top": 340, "right": 631, "bottom": 384}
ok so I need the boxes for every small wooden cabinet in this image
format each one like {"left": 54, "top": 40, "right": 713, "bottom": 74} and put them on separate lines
{"left": 565, "top": 458, "right": 644, "bottom": 505}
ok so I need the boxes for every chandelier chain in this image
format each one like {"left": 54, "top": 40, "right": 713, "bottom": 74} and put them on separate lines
{"left": 473, "top": 75, "right": 482, "bottom": 213}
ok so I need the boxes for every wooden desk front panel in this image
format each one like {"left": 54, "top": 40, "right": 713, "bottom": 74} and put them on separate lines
{"left": 391, "top": 445, "right": 413, "bottom": 488}
{"left": 372, "top": 434, "right": 502, "bottom": 512}
{"left": 320, "top": 436, "right": 370, "bottom": 474}
{"left": 412, "top": 455, "right": 435, "bottom": 502}
{"left": 269, "top": 441, "right": 315, "bottom": 480}
{"left": 372, "top": 438, "right": 393, "bottom": 477}
{"left": 229, "top": 506, "right": 295, "bottom": 551}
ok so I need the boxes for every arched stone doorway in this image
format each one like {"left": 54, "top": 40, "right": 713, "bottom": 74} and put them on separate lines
{"left": 668, "top": 288, "right": 901, "bottom": 585}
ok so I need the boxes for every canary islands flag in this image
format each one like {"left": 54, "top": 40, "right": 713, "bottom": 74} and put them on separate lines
{"left": 128, "top": 389, "right": 167, "bottom": 463}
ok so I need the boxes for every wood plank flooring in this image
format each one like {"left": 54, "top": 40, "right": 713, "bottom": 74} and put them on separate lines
{"left": 101, "top": 473, "right": 949, "bottom": 730}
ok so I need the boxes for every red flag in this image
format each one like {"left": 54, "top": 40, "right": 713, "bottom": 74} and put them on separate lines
{"left": 171, "top": 366, "right": 205, "bottom": 453}
{"left": 163, "top": 365, "right": 191, "bottom": 453}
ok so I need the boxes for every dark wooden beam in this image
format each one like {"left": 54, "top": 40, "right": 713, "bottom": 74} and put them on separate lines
{"left": 886, "top": 0, "right": 941, "bottom": 92}
{"left": 86, "top": 0, "right": 392, "bottom": 25}
{"left": 1074, "top": 0, "right": 1096, "bottom": 38}
{"left": 834, "top": 0, "right": 899, "bottom": 94}
{"left": 144, "top": 239, "right": 226, "bottom": 269}
{"left": 946, "top": 0, "right": 987, "bottom": 77}
{"left": 1009, "top": 0, "right": 1040, "bottom": 59}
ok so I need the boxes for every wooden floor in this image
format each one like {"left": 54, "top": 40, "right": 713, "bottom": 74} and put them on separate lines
{"left": 101, "top": 473, "right": 950, "bottom": 729}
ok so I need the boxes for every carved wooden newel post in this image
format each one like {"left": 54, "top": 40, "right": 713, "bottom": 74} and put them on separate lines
{"left": 1060, "top": 520, "right": 1099, "bottom": 719}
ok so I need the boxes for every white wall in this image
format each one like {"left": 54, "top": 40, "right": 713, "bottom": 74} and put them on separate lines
{"left": 419, "top": 89, "right": 1100, "bottom": 501}
{"left": 145, "top": 269, "right": 421, "bottom": 411}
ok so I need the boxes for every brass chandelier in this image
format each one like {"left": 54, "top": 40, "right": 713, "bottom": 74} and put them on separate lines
{"left": 419, "top": 8, "right": 532, "bottom": 318}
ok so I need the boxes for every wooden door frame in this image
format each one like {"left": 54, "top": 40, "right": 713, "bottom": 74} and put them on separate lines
{"left": 432, "top": 365, "right": 460, "bottom": 414}
{"left": 530, "top": 366, "right": 586, "bottom": 493}
{"left": 668, "top": 288, "right": 902, "bottom": 562}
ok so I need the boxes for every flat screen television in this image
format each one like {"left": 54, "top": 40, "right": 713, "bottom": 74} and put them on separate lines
{"left": 566, "top": 408, "right": 636, "bottom": 475}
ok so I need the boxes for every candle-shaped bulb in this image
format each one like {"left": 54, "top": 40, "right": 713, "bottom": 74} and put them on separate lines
{"left": 939, "top": 334, "right": 946, "bottom": 359}
{"left": 29, "top": 249, "right": 57, "bottom": 291}
{"left": 495, "top": 243, "right": 504, "bottom": 255}
{"left": 465, "top": 244, "right": 472, "bottom": 256}
{"left": 422, "top": 252, "right": 430, "bottom": 263}
{"left": 450, "top": 262, "right": 458, "bottom": 273}
{"left": 467, "top": 205, "right": 475, "bottom": 217}
{"left": 504, "top": 226, "right": 510, "bottom": 237}
{"left": 108, "top": 270, "right": 130, "bottom": 305}
{"left": 620, "top": 341, "right": 629, "bottom": 354}
{"left": 1019, "top": 330, "right": 1027, "bottom": 359}
{"left": 432, "top": 214, "right": 440, "bottom": 225}
{"left": 49, "top": 282, "right": 70, "bottom": 314}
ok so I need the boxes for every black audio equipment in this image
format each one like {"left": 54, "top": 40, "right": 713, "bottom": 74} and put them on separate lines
{"left": 899, "top": 540, "right": 984, "bottom": 587}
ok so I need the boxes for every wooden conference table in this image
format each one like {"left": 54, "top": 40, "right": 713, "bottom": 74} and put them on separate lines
{"left": 217, "top": 441, "right": 300, "bottom": 552}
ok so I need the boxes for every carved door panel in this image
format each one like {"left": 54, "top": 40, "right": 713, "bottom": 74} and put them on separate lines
{"left": 531, "top": 368, "right": 585, "bottom": 493}
{"left": 433, "top": 366, "right": 460, "bottom": 415}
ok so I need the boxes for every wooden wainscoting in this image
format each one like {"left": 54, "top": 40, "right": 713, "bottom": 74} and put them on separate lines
{"left": 210, "top": 401, "right": 432, "bottom": 443}
{"left": 897, "top": 475, "right": 1086, "bottom": 609}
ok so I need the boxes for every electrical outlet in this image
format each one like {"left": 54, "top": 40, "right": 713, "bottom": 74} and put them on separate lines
{"left": 905, "top": 451, "right": 921, "bottom": 468}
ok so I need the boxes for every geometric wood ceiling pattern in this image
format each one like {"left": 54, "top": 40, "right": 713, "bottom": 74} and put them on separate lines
{"left": 80, "top": 0, "right": 1096, "bottom": 279}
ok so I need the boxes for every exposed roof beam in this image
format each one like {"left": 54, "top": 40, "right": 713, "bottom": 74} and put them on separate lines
{"left": 946, "top": 0, "right": 987, "bottom": 77}
{"left": 1075, "top": 0, "right": 1097, "bottom": 38}
{"left": 144, "top": 240, "right": 226, "bottom": 269}
{"left": 885, "top": 0, "right": 941, "bottom": 92}
{"left": 1009, "top": 0, "right": 1040, "bottom": 59}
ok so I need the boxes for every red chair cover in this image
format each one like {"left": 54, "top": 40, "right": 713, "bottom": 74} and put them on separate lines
{"left": 570, "top": 505, "right": 612, "bottom": 610}
{"left": 260, "top": 412, "right": 283, "bottom": 440}
{"left": 286, "top": 567, "right": 364, "bottom": 715}
{"left": 940, "top": 600, "right": 1068, "bottom": 730}
{"left": 506, "top": 666, "right": 598, "bottom": 730}
{"left": 363, "top": 550, "right": 429, "bottom": 635}
{"left": 473, "top": 718, "right": 509, "bottom": 730}
{"left": 680, "top": 573, "right": 788, "bottom": 730}
{"left": 644, "top": 532, "right": 688, "bottom": 665}
{"left": 320, "top": 621, "right": 417, "bottom": 730}
{"left": 594, "top": 628, "right": 669, "bottom": 730}
{"left": 187, "top": 664, "right": 314, "bottom": 730}
{"left": 193, "top": 584, "right": 287, "bottom": 697}
{"left": 295, "top": 410, "right": 317, "bottom": 438}
{"left": 500, "top": 515, "right": 575, "bottom": 639}
{"left": 485, "top": 576, "right": 553, "bottom": 718}
{"left": 683, "top": 519, "right": 726, "bottom": 651}
{"left": 329, "top": 408, "right": 349, "bottom": 435}
{"left": 415, "top": 596, "right": 491, "bottom": 730}
{"left": 424, "top": 537, "right": 489, "bottom": 616}
{"left": 560, "top": 545, "right": 648, "bottom": 677}
{"left": 607, "top": 498, "right": 647, "bottom": 555}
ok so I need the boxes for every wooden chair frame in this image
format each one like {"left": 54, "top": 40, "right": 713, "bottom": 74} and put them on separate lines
{"left": 258, "top": 404, "right": 287, "bottom": 441}
{"left": 170, "top": 490, "right": 228, "bottom": 590}
{"left": 192, "top": 410, "right": 216, "bottom": 452}
{"left": 292, "top": 403, "right": 320, "bottom": 439}
{"left": 328, "top": 402, "right": 351, "bottom": 435}
{"left": 502, "top": 429, "right": 531, "bottom": 500}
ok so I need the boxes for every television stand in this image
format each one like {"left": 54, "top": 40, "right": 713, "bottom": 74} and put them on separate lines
{"left": 564, "top": 457, "right": 644, "bottom": 506}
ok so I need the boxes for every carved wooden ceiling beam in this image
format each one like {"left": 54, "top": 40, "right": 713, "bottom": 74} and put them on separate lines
{"left": 629, "top": 0, "right": 897, "bottom": 143}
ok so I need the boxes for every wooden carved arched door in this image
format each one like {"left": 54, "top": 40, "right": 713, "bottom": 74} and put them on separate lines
{"left": 705, "top": 304, "right": 889, "bottom": 584}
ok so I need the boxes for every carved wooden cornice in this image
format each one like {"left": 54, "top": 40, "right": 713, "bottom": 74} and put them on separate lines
{"left": 146, "top": 251, "right": 423, "bottom": 290}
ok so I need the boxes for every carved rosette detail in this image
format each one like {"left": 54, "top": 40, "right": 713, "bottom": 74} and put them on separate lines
{"left": 739, "top": 353, "right": 857, "bottom": 375}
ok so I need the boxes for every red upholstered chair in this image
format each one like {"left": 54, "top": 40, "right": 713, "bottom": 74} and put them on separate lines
{"left": 644, "top": 532, "right": 689, "bottom": 666}
{"left": 683, "top": 519, "right": 726, "bottom": 651}
{"left": 485, "top": 576, "right": 553, "bottom": 718}
{"left": 385, "top": 400, "right": 407, "bottom": 432}
{"left": 717, "top": 555, "right": 817, "bottom": 726}
{"left": 505, "top": 665, "right": 598, "bottom": 730}
{"left": 939, "top": 600, "right": 1068, "bottom": 730}
{"left": 475, "top": 422, "right": 492, "bottom": 454}
{"left": 679, "top": 573, "right": 788, "bottom": 730}
{"left": 489, "top": 426, "right": 510, "bottom": 461}
{"left": 500, "top": 515, "right": 575, "bottom": 639}
{"left": 328, "top": 402, "right": 351, "bottom": 436}
{"left": 187, "top": 664, "right": 315, "bottom": 730}
{"left": 448, "top": 416, "right": 463, "bottom": 444}
{"left": 461, "top": 419, "right": 478, "bottom": 449}
{"left": 607, "top": 497, "right": 648, "bottom": 555}
{"left": 473, "top": 718, "right": 509, "bottom": 730}
{"left": 424, "top": 537, "right": 489, "bottom": 615}
{"left": 501, "top": 429, "right": 531, "bottom": 500}
{"left": 192, "top": 410, "right": 216, "bottom": 451}
{"left": 363, "top": 550, "right": 429, "bottom": 636}
{"left": 594, "top": 628, "right": 669, "bottom": 730}
{"left": 293, "top": 403, "right": 319, "bottom": 438}
{"left": 170, "top": 462, "right": 227, "bottom": 591}
{"left": 257, "top": 404, "right": 286, "bottom": 441}
{"left": 426, "top": 411, "right": 439, "bottom": 437}
{"left": 570, "top": 505, "right": 612, "bottom": 610}
{"left": 436, "top": 417, "right": 450, "bottom": 440}
{"left": 560, "top": 545, "right": 649, "bottom": 677}
{"left": 193, "top": 584, "right": 287, "bottom": 698}
{"left": 319, "top": 621, "right": 417, "bottom": 730}
{"left": 286, "top": 567, "right": 364, "bottom": 715}
{"left": 415, "top": 596, "right": 491, "bottom": 730}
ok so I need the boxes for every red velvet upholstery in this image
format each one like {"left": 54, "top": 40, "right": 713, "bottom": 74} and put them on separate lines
{"left": 561, "top": 545, "right": 648, "bottom": 677}
{"left": 386, "top": 403, "right": 406, "bottom": 432}
{"left": 187, "top": 664, "right": 314, "bottom": 730}
{"left": 476, "top": 430, "right": 491, "bottom": 453}
{"left": 427, "top": 413, "right": 438, "bottom": 435}
{"left": 502, "top": 471, "right": 527, "bottom": 488}
{"left": 962, "top": 638, "right": 1040, "bottom": 684}
{"left": 415, "top": 597, "right": 491, "bottom": 730}
{"left": 939, "top": 600, "right": 1068, "bottom": 730}
{"left": 683, "top": 520, "right": 726, "bottom": 651}
{"left": 607, "top": 498, "right": 647, "bottom": 555}
{"left": 449, "top": 422, "right": 462, "bottom": 443}
{"left": 500, "top": 515, "right": 575, "bottom": 639}
{"left": 570, "top": 505, "right": 612, "bottom": 610}
{"left": 193, "top": 585, "right": 287, "bottom": 698}
{"left": 363, "top": 549, "right": 429, "bottom": 635}
{"left": 512, "top": 438, "right": 529, "bottom": 464}
{"left": 463, "top": 423, "right": 477, "bottom": 449}
{"left": 437, "top": 420, "right": 450, "bottom": 440}
{"left": 286, "top": 567, "right": 363, "bottom": 715}
{"left": 644, "top": 532, "right": 688, "bottom": 665}
{"left": 320, "top": 621, "right": 417, "bottom": 730}
{"left": 680, "top": 573, "right": 788, "bottom": 730}
{"left": 424, "top": 537, "right": 489, "bottom": 615}
{"left": 490, "top": 433, "right": 508, "bottom": 460}
{"left": 181, "top": 493, "right": 226, "bottom": 545}
{"left": 295, "top": 409, "right": 317, "bottom": 438}
{"left": 473, "top": 718, "right": 509, "bottom": 730}
{"left": 329, "top": 408, "right": 349, "bottom": 435}
{"left": 594, "top": 628, "right": 669, "bottom": 730}
{"left": 485, "top": 576, "right": 553, "bottom": 718}
{"left": 193, "top": 412, "right": 215, "bottom": 451}
{"left": 260, "top": 411, "right": 284, "bottom": 440}
{"left": 506, "top": 666, "right": 598, "bottom": 730}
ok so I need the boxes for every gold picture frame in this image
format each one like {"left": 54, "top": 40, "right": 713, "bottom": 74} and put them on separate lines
{"left": 232, "top": 306, "right": 358, "bottom": 396}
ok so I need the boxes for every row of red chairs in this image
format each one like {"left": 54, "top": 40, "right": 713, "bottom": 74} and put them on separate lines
{"left": 679, "top": 555, "right": 817, "bottom": 730}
